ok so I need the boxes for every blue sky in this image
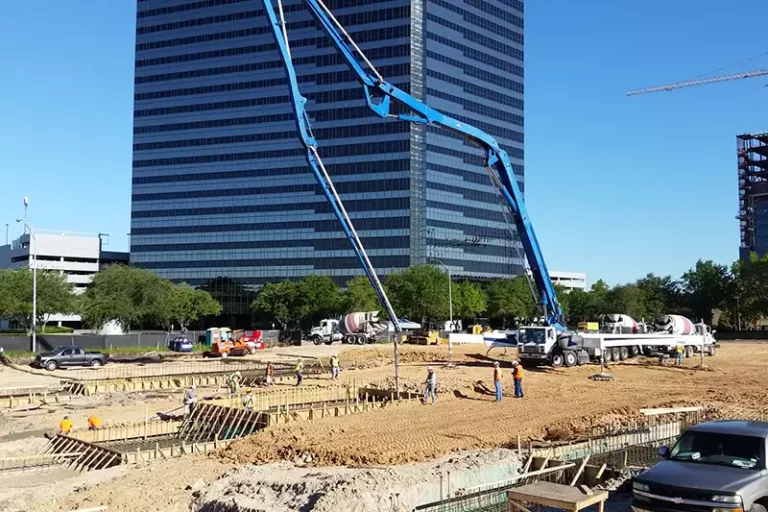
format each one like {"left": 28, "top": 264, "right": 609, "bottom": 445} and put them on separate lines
{"left": 1, "top": 0, "right": 766, "bottom": 286}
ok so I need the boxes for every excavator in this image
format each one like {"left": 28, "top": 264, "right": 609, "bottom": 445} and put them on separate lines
{"left": 261, "top": 0, "right": 574, "bottom": 373}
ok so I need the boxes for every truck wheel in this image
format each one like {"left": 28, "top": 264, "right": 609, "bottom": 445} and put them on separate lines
{"left": 611, "top": 348, "right": 621, "bottom": 362}
{"left": 551, "top": 352, "right": 564, "bottom": 368}
{"left": 749, "top": 505, "right": 767, "bottom": 512}
{"left": 564, "top": 351, "right": 578, "bottom": 367}
{"left": 630, "top": 346, "right": 640, "bottom": 357}
{"left": 45, "top": 361, "right": 58, "bottom": 372}
{"left": 312, "top": 336, "right": 323, "bottom": 346}
{"left": 90, "top": 359, "right": 103, "bottom": 368}
{"left": 685, "top": 346, "right": 694, "bottom": 358}
{"left": 619, "top": 347, "right": 629, "bottom": 361}
{"left": 707, "top": 345, "right": 716, "bottom": 356}
{"left": 603, "top": 350, "right": 612, "bottom": 363}
{"left": 249, "top": 347, "right": 257, "bottom": 354}
{"left": 356, "top": 335, "right": 365, "bottom": 345}
{"left": 220, "top": 352, "right": 228, "bottom": 359}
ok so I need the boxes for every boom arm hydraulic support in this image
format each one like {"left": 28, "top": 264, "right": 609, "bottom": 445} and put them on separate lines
{"left": 264, "top": 0, "right": 564, "bottom": 330}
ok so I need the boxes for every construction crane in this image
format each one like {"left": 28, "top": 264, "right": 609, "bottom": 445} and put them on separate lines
{"left": 628, "top": 68, "right": 768, "bottom": 96}
{"left": 261, "top": 0, "right": 566, "bottom": 339}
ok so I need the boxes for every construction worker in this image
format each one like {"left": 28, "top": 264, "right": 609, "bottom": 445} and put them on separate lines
{"left": 511, "top": 361, "right": 524, "bottom": 398}
{"left": 675, "top": 343, "right": 685, "bottom": 366}
{"left": 87, "top": 415, "right": 103, "bottom": 430}
{"left": 423, "top": 367, "right": 436, "bottom": 405}
{"left": 183, "top": 384, "right": 197, "bottom": 415}
{"left": 295, "top": 360, "right": 304, "bottom": 386}
{"left": 493, "top": 361, "right": 503, "bottom": 402}
{"left": 57, "top": 415, "right": 73, "bottom": 435}
{"left": 228, "top": 371, "right": 242, "bottom": 396}
{"left": 242, "top": 388, "right": 255, "bottom": 412}
{"left": 330, "top": 354, "right": 340, "bottom": 380}
{"left": 265, "top": 362, "right": 274, "bottom": 386}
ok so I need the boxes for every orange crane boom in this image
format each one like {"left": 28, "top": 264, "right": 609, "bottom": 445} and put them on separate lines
{"left": 627, "top": 69, "right": 768, "bottom": 96}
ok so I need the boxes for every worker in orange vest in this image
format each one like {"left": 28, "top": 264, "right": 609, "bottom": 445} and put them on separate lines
{"left": 493, "top": 361, "right": 503, "bottom": 402}
{"left": 57, "top": 415, "right": 73, "bottom": 435}
{"left": 512, "top": 361, "right": 524, "bottom": 398}
{"left": 87, "top": 415, "right": 103, "bottom": 430}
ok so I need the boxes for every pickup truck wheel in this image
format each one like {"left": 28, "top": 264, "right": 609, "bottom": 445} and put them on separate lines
{"left": 749, "top": 504, "right": 767, "bottom": 512}
{"left": 45, "top": 361, "right": 58, "bottom": 372}
{"left": 90, "top": 359, "right": 103, "bottom": 368}
{"left": 564, "top": 351, "right": 578, "bottom": 367}
{"left": 551, "top": 352, "right": 564, "bottom": 368}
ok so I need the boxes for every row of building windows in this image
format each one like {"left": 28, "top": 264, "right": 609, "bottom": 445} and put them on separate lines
{"left": 426, "top": 50, "right": 525, "bottom": 95}
{"left": 137, "top": 255, "right": 407, "bottom": 270}
{"left": 134, "top": 112, "right": 293, "bottom": 135}
{"left": 135, "top": 58, "right": 305, "bottom": 85}
{"left": 131, "top": 235, "right": 411, "bottom": 254}
{"left": 136, "top": 6, "right": 297, "bottom": 35}
{"left": 427, "top": 69, "right": 523, "bottom": 111}
{"left": 492, "top": 0, "right": 525, "bottom": 13}
{"left": 132, "top": 122, "right": 408, "bottom": 152}
{"left": 428, "top": 238, "right": 514, "bottom": 259}
{"left": 427, "top": 33, "right": 523, "bottom": 77}
{"left": 132, "top": 216, "right": 410, "bottom": 236}
{"left": 136, "top": 22, "right": 306, "bottom": 52}
{"left": 137, "top": 0, "right": 249, "bottom": 19}
{"left": 135, "top": 76, "right": 285, "bottom": 102}
{"left": 132, "top": 140, "right": 410, "bottom": 168}
{"left": 426, "top": 14, "right": 523, "bottom": 61}
{"left": 428, "top": 199, "right": 507, "bottom": 224}
{"left": 464, "top": 0, "right": 524, "bottom": 28}
{"left": 429, "top": 181, "right": 503, "bottom": 206}
{"left": 428, "top": 143, "right": 524, "bottom": 163}
{"left": 429, "top": 218, "right": 514, "bottom": 242}
{"left": 429, "top": 0, "right": 523, "bottom": 45}
{"left": 133, "top": 177, "right": 410, "bottom": 202}
{"left": 427, "top": 88, "right": 524, "bottom": 127}
{"left": 132, "top": 159, "right": 409, "bottom": 185}
{"left": 135, "top": 94, "right": 288, "bottom": 117}
{"left": 426, "top": 112, "right": 523, "bottom": 145}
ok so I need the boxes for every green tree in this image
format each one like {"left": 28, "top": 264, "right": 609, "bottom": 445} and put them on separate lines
{"left": 161, "top": 283, "right": 222, "bottom": 332}
{"left": 732, "top": 253, "right": 768, "bottom": 325}
{"left": 680, "top": 260, "right": 733, "bottom": 324}
{"left": 635, "top": 273, "right": 680, "bottom": 322}
{"left": 0, "top": 269, "right": 77, "bottom": 332}
{"left": 606, "top": 284, "right": 646, "bottom": 321}
{"left": 386, "top": 265, "right": 449, "bottom": 323}
{"left": 250, "top": 280, "right": 303, "bottom": 330}
{"left": 298, "top": 275, "right": 344, "bottom": 328}
{"left": 80, "top": 265, "right": 167, "bottom": 330}
{"left": 344, "top": 275, "right": 380, "bottom": 312}
{"left": 487, "top": 277, "right": 534, "bottom": 327}
{"left": 452, "top": 280, "right": 487, "bottom": 329}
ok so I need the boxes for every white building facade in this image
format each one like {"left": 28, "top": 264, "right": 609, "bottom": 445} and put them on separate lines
{"left": 549, "top": 271, "right": 587, "bottom": 292}
{"left": 0, "top": 230, "right": 128, "bottom": 327}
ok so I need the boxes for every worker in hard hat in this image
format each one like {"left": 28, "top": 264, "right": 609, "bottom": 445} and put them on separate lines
{"left": 295, "top": 360, "right": 304, "bottom": 386}
{"left": 242, "top": 388, "right": 255, "bottom": 412}
{"left": 330, "top": 354, "right": 340, "bottom": 381}
{"left": 265, "top": 361, "right": 274, "bottom": 386}
{"left": 228, "top": 371, "right": 242, "bottom": 396}
{"left": 183, "top": 384, "right": 197, "bottom": 415}
{"left": 87, "top": 415, "right": 103, "bottom": 430}
{"left": 511, "top": 361, "right": 524, "bottom": 398}
{"left": 57, "top": 415, "right": 73, "bottom": 435}
{"left": 493, "top": 361, "right": 503, "bottom": 402}
{"left": 423, "top": 366, "right": 436, "bottom": 405}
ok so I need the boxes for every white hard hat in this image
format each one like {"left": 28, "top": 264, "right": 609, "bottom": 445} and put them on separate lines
{"left": 494, "top": 361, "right": 500, "bottom": 366}
{"left": 190, "top": 384, "right": 196, "bottom": 389}
{"left": 428, "top": 366, "right": 434, "bottom": 371}
{"left": 511, "top": 360, "right": 519, "bottom": 366}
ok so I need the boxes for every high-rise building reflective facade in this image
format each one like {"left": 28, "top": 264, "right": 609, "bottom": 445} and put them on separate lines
{"left": 131, "top": 0, "right": 525, "bottom": 319}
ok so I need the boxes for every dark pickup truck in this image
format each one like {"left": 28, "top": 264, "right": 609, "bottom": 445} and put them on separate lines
{"left": 33, "top": 346, "right": 109, "bottom": 371}
{"left": 633, "top": 420, "right": 768, "bottom": 512}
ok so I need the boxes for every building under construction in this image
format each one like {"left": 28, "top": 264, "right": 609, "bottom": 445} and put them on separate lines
{"left": 738, "top": 132, "right": 768, "bottom": 259}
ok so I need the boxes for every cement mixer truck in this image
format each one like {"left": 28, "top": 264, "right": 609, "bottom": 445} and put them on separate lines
{"left": 517, "top": 313, "right": 717, "bottom": 368}
{"left": 310, "top": 311, "right": 390, "bottom": 345}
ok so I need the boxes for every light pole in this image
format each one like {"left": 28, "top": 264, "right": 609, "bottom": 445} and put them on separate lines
{"left": 431, "top": 258, "right": 454, "bottom": 366}
{"left": 16, "top": 219, "right": 37, "bottom": 352}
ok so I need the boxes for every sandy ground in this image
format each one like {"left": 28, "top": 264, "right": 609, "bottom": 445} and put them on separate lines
{"left": 3, "top": 341, "right": 768, "bottom": 511}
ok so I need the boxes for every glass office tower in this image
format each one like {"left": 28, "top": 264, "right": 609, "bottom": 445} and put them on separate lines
{"left": 131, "top": 0, "right": 525, "bottom": 320}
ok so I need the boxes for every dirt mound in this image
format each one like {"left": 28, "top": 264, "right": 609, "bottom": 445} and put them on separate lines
{"left": 197, "top": 450, "right": 521, "bottom": 512}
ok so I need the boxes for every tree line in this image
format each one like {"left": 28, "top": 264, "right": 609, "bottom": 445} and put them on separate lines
{"left": 0, "top": 265, "right": 221, "bottom": 333}
{"left": 2, "top": 253, "right": 767, "bottom": 334}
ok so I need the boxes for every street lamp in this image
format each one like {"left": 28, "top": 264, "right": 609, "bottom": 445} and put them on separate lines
{"left": 431, "top": 258, "right": 454, "bottom": 367}
{"left": 16, "top": 219, "right": 37, "bottom": 352}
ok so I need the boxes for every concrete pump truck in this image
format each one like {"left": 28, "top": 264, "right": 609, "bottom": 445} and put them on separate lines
{"left": 261, "top": 0, "right": 716, "bottom": 370}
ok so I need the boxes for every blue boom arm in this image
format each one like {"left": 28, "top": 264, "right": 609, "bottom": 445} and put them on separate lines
{"left": 264, "top": 0, "right": 564, "bottom": 331}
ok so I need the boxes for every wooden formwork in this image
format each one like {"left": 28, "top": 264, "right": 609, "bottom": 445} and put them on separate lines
{"left": 121, "top": 438, "right": 238, "bottom": 464}
{"left": 178, "top": 403, "right": 266, "bottom": 443}
{"left": 69, "top": 421, "right": 182, "bottom": 443}
{"left": 41, "top": 435, "right": 124, "bottom": 471}
{"left": 0, "top": 388, "right": 72, "bottom": 410}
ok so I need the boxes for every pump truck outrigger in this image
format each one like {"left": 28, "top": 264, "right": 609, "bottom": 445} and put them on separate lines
{"left": 262, "top": 0, "right": 714, "bottom": 371}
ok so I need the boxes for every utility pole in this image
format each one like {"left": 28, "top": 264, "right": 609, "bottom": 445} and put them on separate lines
{"left": 431, "top": 257, "right": 454, "bottom": 367}
{"left": 4, "top": 224, "right": 8, "bottom": 245}
{"left": 16, "top": 218, "right": 37, "bottom": 352}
